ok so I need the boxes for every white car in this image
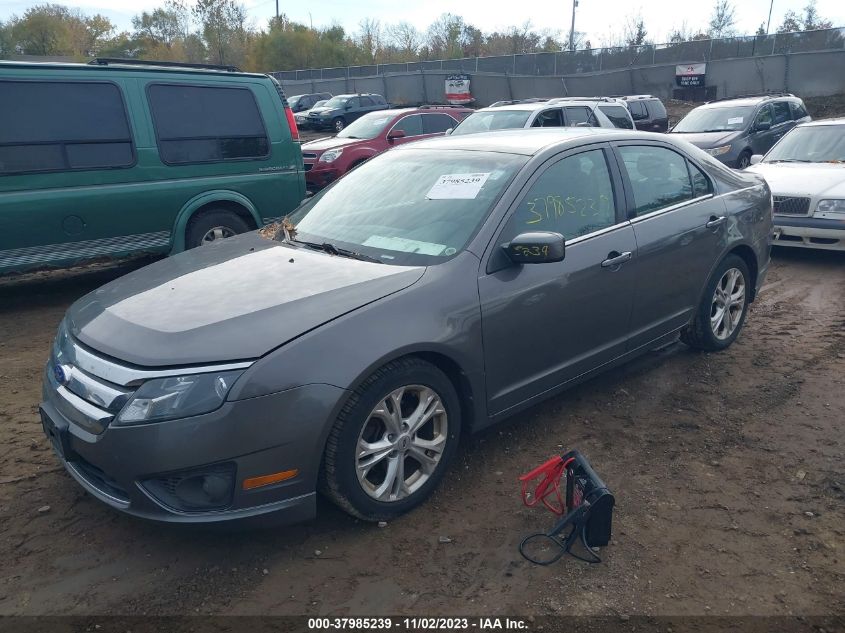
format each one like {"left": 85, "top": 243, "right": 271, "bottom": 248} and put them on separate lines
{"left": 449, "top": 98, "right": 632, "bottom": 135}
{"left": 747, "top": 118, "right": 845, "bottom": 251}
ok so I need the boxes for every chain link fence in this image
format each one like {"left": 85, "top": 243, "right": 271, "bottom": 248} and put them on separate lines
{"left": 271, "top": 27, "right": 845, "bottom": 82}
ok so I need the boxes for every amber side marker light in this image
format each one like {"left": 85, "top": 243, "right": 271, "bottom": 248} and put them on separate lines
{"left": 243, "top": 469, "right": 299, "bottom": 490}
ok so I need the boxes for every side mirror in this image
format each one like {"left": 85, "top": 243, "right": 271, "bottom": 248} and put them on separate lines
{"left": 345, "top": 103, "right": 353, "bottom": 110}
{"left": 749, "top": 154, "right": 763, "bottom": 166}
{"left": 502, "top": 232, "right": 565, "bottom": 264}
{"left": 445, "top": 128, "right": 453, "bottom": 136}
{"left": 756, "top": 121, "right": 771, "bottom": 131}
{"left": 387, "top": 129, "right": 406, "bottom": 142}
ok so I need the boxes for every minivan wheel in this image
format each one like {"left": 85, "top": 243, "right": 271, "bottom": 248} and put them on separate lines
{"left": 332, "top": 117, "right": 346, "bottom": 133}
{"left": 681, "top": 254, "right": 751, "bottom": 352}
{"left": 185, "top": 209, "right": 251, "bottom": 249}
{"left": 320, "top": 358, "right": 462, "bottom": 521}
{"left": 736, "top": 151, "right": 752, "bottom": 169}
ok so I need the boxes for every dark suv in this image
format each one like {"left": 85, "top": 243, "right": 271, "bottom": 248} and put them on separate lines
{"left": 617, "top": 95, "right": 669, "bottom": 132}
{"left": 288, "top": 92, "right": 332, "bottom": 113}
{"left": 306, "top": 94, "right": 389, "bottom": 133}
{"left": 670, "top": 93, "right": 812, "bottom": 168}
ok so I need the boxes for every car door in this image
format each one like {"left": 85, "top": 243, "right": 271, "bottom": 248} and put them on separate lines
{"left": 614, "top": 142, "right": 726, "bottom": 350}
{"left": 478, "top": 144, "right": 637, "bottom": 416}
{"left": 769, "top": 100, "right": 795, "bottom": 148}
{"left": 345, "top": 97, "right": 362, "bottom": 122}
{"left": 387, "top": 114, "right": 425, "bottom": 146}
{"left": 749, "top": 104, "right": 777, "bottom": 155}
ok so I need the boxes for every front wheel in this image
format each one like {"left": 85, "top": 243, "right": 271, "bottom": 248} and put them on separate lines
{"left": 320, "top": 358, "right": 462, "bottom": 521}
{"left": 332, "top": 117, "right": 346, "bottom": 133}
{"left": 681, "top": 254, "right": 751, "bottom": 351}
{"left": 736, "top": 151, "right": 752, "bottom": 169}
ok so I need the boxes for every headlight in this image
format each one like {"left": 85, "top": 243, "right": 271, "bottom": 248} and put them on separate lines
{"left": 115, "top": 370, "right": 243, "bottom": 425}
{"left": 706, "top": 145, "right": 732, "bottom": 157}
{"left": 816, "top": 199, "right": 845, "bottom": 214}
{"left": 319, "top": 148, "right": 343, "bottom": 163}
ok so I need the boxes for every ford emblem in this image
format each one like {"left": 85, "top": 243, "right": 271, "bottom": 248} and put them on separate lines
{"left": 53, "top": 363, "right": 68, "bottom": 385}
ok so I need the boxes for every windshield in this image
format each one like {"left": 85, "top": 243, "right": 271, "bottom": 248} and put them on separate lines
{"left": 311, "top": 100, "right": 327, "bottom": 110}
{"left": 451, "top": 110, "right": 532, "bottom": 135}
{"left": 673, "top": 106, "right": 754, "bottom": 133}
{"left": 322, "top": 96, "right": 349, "bottom": 109}
{"left": 288, "top": 96, "right": 302, "bottom": 108}
{"left": 289, "top": 149, "right": 526, "bottom": 265}
{"left": 337, "top": 112, "right": 395, "bottom": 139}
{"left": 765, "top": 126, "right": 845, "bottom": 163}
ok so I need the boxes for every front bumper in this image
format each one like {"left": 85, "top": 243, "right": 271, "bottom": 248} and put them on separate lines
{"left": 304, "top": 162, "right": 340, "bottom": 188}
{"left": 773, "top": 215, "right": 845, "bottom": 251}
{"left": 41, "top": 367, "right": 347, "bottom": 524}
{"left": 307, "top": 117, "right": 335, "bottom": 130}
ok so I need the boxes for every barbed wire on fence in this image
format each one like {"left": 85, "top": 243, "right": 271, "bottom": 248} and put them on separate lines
{"left": 271, "top": 27, "right": 845, "bottom": 82}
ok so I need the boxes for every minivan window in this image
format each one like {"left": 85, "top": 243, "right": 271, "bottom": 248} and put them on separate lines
{"left": 790, "top": 102, "right": 809, "bottom": 120}
{"left": 500, "top": 149, "right": 616, "bottom": 241}
{"left": 673, "top": 106, "right": 755, "bottom": 133}
{"left": 0, "top": 81, "right": 133, "bottom": 175}
{"left": 619, "top": 146, "right": 693, "bottom": 216}
{"left": 148, "top": 84, "right": 269, "bottom": 165}
{"left": 772, "top": 101, "right": 791, "bottom": 125}
{"left": 599, "top": 105, "right": 634, "bottom": 129}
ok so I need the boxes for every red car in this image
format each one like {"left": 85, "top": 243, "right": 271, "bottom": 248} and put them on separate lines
{"left": 301, "top": 106, "right": 472, "bottom": 189}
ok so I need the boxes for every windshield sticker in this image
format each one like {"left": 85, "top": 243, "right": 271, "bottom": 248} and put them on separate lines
{"left": 362, "top": 235, "right": 448, "bottom": 256}
{"left": 727, "top": 117, "right": 744, "bottom": 125}
{"left": 426, "top": 172, "right": 491, "bottom": 200}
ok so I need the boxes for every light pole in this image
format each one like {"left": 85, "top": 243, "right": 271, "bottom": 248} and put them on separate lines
{"left": 766, "top": 0, "right": 775, "bottom": 34}
{"left": 569, "top": 0, "right": 578, "bottom": 51}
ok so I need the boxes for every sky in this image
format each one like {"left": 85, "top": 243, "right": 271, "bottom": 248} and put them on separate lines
{"left": 2, "top": 0, "right": 844, "bottom": 47}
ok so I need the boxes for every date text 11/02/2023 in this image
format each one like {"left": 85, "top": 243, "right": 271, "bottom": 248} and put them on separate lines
{"left": 525, "top": 194, "right": 612, "bottom": 225}
{"left": 307, "top": 617, "right": 530, "bottom": 630}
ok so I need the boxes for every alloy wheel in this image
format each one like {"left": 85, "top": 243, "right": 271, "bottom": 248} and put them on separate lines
{"left": 356, "top": 385, "right": 448, "bottom": 502}
{"left": 710, "top": 267, "right": 746, "bottom": 340}
{"left": 201, "top": 226, "right": 236, "bottom": 244}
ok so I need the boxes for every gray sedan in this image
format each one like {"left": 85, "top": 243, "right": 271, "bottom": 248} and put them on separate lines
{"left": 40, "top": 128, "right": 772, "bottom": 524}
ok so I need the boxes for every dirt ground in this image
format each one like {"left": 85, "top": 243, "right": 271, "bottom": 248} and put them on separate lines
{"left": 0, "top": 245, "right": 843, "bottom": 619}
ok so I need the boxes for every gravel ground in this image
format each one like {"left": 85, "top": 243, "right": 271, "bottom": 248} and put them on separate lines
{"left": 0, "top": 246, "right": 843, "bottom": 619}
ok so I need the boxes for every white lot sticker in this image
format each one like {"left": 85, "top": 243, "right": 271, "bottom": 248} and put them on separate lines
{"left": 426, "top": 172, "right": 491, "bottom": 200}
{"left": 727, "top": 117, "right": 744, "bottom": 125}
{"left": 362, "top": 235, "right": 447, "bottom": 255}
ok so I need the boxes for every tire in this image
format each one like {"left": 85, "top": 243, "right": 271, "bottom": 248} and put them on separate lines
{"left": 185, "top": 209, "right": 251, "bottom": 249}
{"left": 681, "top": 254, "right": 751, "bottom": 352}
{"left": 332, "top": 117, "right": 346, "bottom": 133}
{"left": 736, "top": 151, "right": 752, "bottom": 169}
{"left": 320, "top": 357, "right": 462, "bottom": 521}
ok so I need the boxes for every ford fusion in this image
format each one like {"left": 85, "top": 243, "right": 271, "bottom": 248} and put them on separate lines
{"left": 41, "top": 128, "right": 772, "bottom": 524}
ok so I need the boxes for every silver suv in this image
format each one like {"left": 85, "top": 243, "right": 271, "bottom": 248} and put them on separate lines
{"left": 451, "top": 98, "right": 621, "bottom": 135}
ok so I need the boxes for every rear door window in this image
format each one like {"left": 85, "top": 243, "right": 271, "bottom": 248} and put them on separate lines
{"left": 564, "top": 107, "right": 599, "bottom": 127}
{"left": 0, "top": 80, "right": 134, "bottom": 175}
{"left": 618, "top": 145, "right": 694, "bottom": 216}
{"left": 531, "top": 109, "right": 564, "bottom": 127}
{"left": 148, "top": 84, "right": 269, "bottom": 165}
{"left": 598, "top": 105, "right": 634, "bottom": 129}
{"left": 360, "top": 96, "right": 375, "bottom": 107}
{"left": 422, "top": 113, "right": 457, "bottom": 134}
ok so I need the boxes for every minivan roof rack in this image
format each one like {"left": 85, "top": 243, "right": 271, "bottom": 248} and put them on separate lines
{"left": 88, "top": 58, "right": 241, "bottom": 72}
{"left": 710, "top": 91, "right": 794, "bottom": 102}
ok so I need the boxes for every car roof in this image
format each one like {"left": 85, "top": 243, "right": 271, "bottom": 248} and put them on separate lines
{"left": 476, "top": 100, "right": 606, "bottom": 113}
{"left": 394, "top": 127, "right": 633, "bottom": 155}
{"left": 0, "top": 59, "right": 267, "bottom": 79}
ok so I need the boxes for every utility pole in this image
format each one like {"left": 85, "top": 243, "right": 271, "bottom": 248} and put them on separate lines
{"left": 275, "top": 0, "right": 279, "bottom": 20}
{"left": 766, "top": 0, "right": 774, "bottom": 34}
{"left": 569, "top": 0, "right": 578, "bottom": 51}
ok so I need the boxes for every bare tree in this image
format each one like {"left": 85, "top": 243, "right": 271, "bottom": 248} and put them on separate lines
{"left": 623, "top": 12, "right": 648, "bottom": 46}
{"left": 357, "top": 17, "right": 381, "bottom": 63}
{"left": 386, "top": 21, "right": 421, "bottom": 59}
{"left": 708, "top": 0, "right": 737, "bottom": 38}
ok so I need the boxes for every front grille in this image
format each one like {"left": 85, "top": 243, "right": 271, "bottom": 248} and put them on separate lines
{"left": 302, "top": 152, "right": 317, "bottom": 159}
{"left": 72, "top": 458, "right": 130, "bottom": 503}
{"left": 304, "top": 163, "right": 312, "bottom": 171}
{"left": 773, "top": 195, "right": 811, "bottom": 216}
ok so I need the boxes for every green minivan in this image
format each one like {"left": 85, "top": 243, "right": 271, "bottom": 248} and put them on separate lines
{"left": 0, "top": 59, "right": 305, "bottom": 275}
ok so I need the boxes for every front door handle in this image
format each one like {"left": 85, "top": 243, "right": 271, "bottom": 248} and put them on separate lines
{"left": 601, "top": 251, "right": 632, "bottom": 268}
{"left": 706, "top": 215, "right": 727, "bottom": 229}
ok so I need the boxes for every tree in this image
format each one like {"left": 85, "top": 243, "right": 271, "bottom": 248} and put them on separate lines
{"left": 708, "top": 0, "right": 737, "bottom": 38}
{"left": 624, "top": 13, "right": 648, "bottom": 46}
{"left": 801, "top": 1, "right": 833, "bottom": 30}
{"left": 755, "top": 23, "right": 767, "bottom": 37}
{"left": 426, "top": 13, "right": 468, "bottom": 59}
{"left": 386, "top": 21, "right": 422, "bottom": 60}
{"left": 777, "top": 10, "right": 802, "bottom": 33}
{"left": 0, "top": 20, "right": 11, "bottom": 57}
{"left": 192, "top": 0, "right": 248, "bottom": 66}
{"left": 357, "top": 18, "right": 381, "bottom": 63}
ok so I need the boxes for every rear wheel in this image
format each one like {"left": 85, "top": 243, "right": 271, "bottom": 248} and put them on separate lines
{"left": 320, "top": 358, "right": 462, "bottom": 521}
{"left": 681, "top": 254, "right": 751, "bottom": 352}
{"left": 185, "top": 209, "right": 251, "bottom": 249}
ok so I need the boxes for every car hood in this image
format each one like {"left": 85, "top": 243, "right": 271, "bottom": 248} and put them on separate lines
{"left": 745, "top": 163, "right": 845, "bottom": 196}
{"left": 671, "top": 130, "right": 742, "bottom": 148}
{"left": 308, "top": 107, "right": 336, "bottom": 116}
{"left": 66, "top": 233, "right": 424, "bottom": 367}
{"left": 301, "top": 137, "right": 367, "bottom": 152}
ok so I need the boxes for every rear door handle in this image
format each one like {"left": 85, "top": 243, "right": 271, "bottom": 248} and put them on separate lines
{"left": 601, "top": 251, "right": 632, "bottom": 268}
{"left": 706, "top": 216, "right": 727, "bottom": 229}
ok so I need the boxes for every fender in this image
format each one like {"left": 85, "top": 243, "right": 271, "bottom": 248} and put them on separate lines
{"left": 169, "top": 190, "right": 262, "bottom": 254}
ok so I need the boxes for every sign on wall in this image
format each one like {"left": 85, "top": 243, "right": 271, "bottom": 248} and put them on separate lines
{"left": 445, "top": 74, "right": 473, "bottom": 104}
{"left": 676, "top": 63, "right": 707, "bottom": 87}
